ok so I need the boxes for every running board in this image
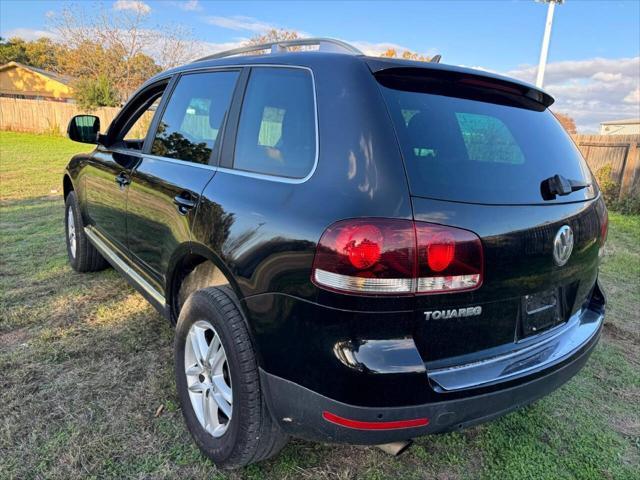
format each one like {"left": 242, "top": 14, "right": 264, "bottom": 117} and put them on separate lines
{"left": 84, "top": 227, "right": 167, "bottom": 309}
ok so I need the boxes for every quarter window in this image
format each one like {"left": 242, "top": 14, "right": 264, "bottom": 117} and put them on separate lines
{"left": 151, "top": 71, "right": 239, "bottom": 165}
{"left": 233, "top": 68, "right": 315, "bottom": 178}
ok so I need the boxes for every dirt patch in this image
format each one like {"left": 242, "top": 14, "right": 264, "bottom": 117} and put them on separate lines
{"left": 604, "top": 321, "right": 640, "bottom": 343}
{"left": 0, "top": 327, "right": 30, "bottom": 349}
{"left": 612, "top": 416, "right": 640, "bottom": 437}
{"left": 603, "top": 323, "right": 640, "bottom": 366}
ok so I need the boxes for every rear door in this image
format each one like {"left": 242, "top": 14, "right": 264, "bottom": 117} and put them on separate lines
{"left": 126, "top": 69, "right": 241, "bottom": 293}
{"left": 376, "top": 69, "right": 606, "bottom": 364}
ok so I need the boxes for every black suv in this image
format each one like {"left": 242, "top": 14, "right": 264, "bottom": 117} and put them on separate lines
{"left": 63, "top": 38, "right": 608, "bottom": 468}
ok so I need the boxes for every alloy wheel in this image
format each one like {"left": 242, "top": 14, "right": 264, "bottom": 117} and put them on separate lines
{"left": 67, "top": 207, "right": 76, "bottom": 258}
{"left": 184, "top": 320, "right": 233, "bottom": 438}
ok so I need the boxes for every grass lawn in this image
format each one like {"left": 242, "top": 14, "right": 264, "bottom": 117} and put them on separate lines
{"left": 1, "top": 130, "right": 638, "bottom": 479}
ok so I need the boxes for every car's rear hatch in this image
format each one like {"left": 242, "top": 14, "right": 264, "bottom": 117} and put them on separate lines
{"left": 371, "top": 61, "right": 607, "bottom": 382}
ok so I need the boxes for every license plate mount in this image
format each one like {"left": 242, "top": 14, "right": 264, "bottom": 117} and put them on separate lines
{"left": 521, "top": 289, "right": 562, "bottom": 337}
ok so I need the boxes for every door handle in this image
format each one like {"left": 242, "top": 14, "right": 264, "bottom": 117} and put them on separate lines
{"left": 174, "top": 193, "right": 197, "bottom": 215}
{"left": 114, "top": 172, "right": 130, "bottom": 187}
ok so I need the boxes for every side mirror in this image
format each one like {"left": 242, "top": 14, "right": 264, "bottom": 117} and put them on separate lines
{"left": 67, "top": 115, "right": 100, "bottom": 144}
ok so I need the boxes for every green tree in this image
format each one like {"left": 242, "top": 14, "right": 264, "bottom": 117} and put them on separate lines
{"left": 23, "top": 38, "right": 62, "bottom": 70}
{"left": 0, "top": 37, "right": 30, "bottom": 65}
{"left": 0, "top": 37, "right": 62, "bottom": 70}
{"left": 73, "top": 74, "right": 119, "bottom": 109}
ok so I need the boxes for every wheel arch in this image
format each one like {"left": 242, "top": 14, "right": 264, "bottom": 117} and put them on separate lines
{"left": 166, "top": 243, "right": 246, "bottom": 326}
{"left": 63, "top": 174, "right": 74, "bottom": 200}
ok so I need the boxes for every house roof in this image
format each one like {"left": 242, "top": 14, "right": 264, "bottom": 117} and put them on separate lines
{"left": 600, "top": 118, "right": 640, "bottom": 126}
{"left": 0, "top": 61, "right": 73, "bottom": 86}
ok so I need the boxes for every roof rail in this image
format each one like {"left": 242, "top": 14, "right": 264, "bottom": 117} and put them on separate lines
{"left": 193, "top": 37, "right": 364, "bottom": 63}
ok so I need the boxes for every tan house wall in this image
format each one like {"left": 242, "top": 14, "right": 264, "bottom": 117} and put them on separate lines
{"left": 600, "top": 123, "right": 640, "bottom": 136}
{"left": 0, "top": 64, "right": 73, "bottom": 100}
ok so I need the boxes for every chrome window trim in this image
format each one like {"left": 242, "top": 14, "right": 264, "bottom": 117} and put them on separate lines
{"left": 106, "top": 64, "right": 319, "bottom": 184}
{"left": 135, "top": 152, "right": 217, "bottom": 171}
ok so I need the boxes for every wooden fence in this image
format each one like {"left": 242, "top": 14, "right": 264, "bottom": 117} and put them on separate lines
{"left": 572, "top": 134, "right": 640, "bottom": 200}
{"left": 0, "top": 97, "right": 119, "bottom": 136}
{"left": 1, "top": 98, "right": 638, "bottom": 199}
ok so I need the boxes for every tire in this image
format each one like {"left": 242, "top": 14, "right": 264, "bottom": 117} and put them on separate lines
{"left": 175, "top": 287, "right": 288, "bottom": 469}
{"left": 64, "top": 191, "right": 108, "bottom": 272}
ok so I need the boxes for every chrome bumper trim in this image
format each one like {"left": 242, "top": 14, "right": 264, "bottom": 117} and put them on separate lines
{"left": 428, "top": 307, "right": 603, "bottom": 392}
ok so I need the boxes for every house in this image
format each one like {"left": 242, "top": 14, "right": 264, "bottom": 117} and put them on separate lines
{"left": 599, "top": 118, "right": 640, "bottom": 135}
{"left": 0, "top": 61, "right": 74, "bottom": 102}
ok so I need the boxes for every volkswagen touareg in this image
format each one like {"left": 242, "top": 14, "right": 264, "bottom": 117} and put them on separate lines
{"left": 63, "top": 38, "right": 608, "bottom": 468}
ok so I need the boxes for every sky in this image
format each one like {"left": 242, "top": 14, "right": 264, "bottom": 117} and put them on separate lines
{"left": 1, "top": 0, "right": 639, "bottom": 132}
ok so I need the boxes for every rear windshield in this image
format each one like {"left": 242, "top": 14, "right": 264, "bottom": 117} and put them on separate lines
{"left": 379, "top": 83, "right": 595, "bottom": 204}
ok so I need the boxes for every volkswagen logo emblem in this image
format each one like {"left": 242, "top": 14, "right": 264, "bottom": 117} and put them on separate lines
{"left": 553, "top": 225, "right": 574, "bottom": 266}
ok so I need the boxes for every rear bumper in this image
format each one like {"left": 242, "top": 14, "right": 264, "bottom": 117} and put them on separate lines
{"left": 261, "top": 310, "right": 603, "bottom": 445}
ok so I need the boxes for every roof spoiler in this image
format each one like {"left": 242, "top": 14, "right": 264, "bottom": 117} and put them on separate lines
{"left": 367, "top": 60, "right": 554, "bottom": 110}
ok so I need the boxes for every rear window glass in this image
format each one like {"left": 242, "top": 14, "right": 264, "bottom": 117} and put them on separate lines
{"left": 380, "top": 85, "right": 594, "bottom": 204}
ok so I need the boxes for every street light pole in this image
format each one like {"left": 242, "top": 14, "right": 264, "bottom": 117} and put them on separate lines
{"left": 536, "top": 0, "right": 563, "bottom": 88}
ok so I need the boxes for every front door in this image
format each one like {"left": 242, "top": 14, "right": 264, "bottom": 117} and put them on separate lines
{"left": 126, "top": 69, "right": 241, "bottom": 293}
{"left": 85, "top": 82, "right": 167, "bottom": 253}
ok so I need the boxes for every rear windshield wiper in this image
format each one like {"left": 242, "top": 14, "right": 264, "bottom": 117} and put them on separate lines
{"left": 541, "top": 174, "right": 591, "bottom": 200}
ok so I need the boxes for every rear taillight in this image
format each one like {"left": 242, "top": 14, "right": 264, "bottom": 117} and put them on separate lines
{"left": 312, "top": 219, "right": 415, "bottom": 294}
{"left": 415, "top": 223, "right": 483, "bottom": 293}
{"left": 311, "top": 218, "right": 483, "bottom": 295}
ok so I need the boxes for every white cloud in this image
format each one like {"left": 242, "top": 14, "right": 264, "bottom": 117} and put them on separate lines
{"left": 624, "top": 87, "right": 640, "bottom": 105}
{"left": 181, "top": 0, "right": 201, "bottom": 11}
{"left": 506, "top": 57, "right": 639, "bottom": 86}
{"left": 591, "top": 72, "right": 623, "bottom": 82}
{"left": 113, "top": 0, "right": 151, "bottom": 14}
{"left": 163, "top": 0, "right": 202, "bottom": 11}
{"left": 204, "top": 15, "right": 276, "bottom": 33}
{"left": 1, "top": 28, "right": 58, "bottom": 41}
{"left": 504, "top": 57, "right": 640, "bottom": 132}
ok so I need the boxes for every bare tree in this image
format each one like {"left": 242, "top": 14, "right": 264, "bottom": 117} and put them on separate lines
{"left": 243, "top": 29, "right": 305, "bottom": 53}
{"left": 157, "top": 24, "right": 197, "bottom": 69}
{"left": 49, "top": 3, "right": 194, "bottom": 99}
{"left": 246, "top": 29, "right": 300, "bottom": 46}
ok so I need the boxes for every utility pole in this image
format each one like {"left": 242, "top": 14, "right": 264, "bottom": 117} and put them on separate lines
{"left": 536, "top": 0, "right": 564, "bottom": 88}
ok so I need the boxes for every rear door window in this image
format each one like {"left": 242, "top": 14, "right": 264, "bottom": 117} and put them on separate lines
{"left": 233, "top": 67, "right": 316, "bottom": 179}
{"left": 151, "top": 70, "right": 239, "bottom": 165}
{"left": 380, "top": 83, "right": 594, "bottom": 204}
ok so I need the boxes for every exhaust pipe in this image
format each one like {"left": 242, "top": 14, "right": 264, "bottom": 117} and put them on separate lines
{"left": 376, "top": 439, "right": 412, "bottom": 456}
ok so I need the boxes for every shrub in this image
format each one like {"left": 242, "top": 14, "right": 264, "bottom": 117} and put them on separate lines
{"left": 594, "top": 164, "right": 620, "bottom": 206}
{"left": 613, "top": 195, "right": 640, "bottom": 215}
{"left": 594, "top": 164, "right": 640, "bottom": 215}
